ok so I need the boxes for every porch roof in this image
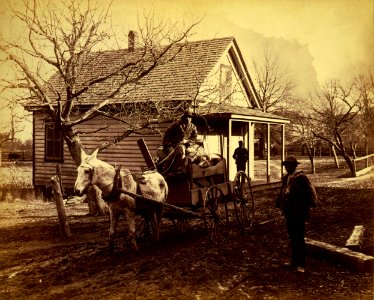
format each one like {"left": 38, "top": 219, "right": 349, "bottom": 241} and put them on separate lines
{"left": 199, "top": 104, "right": 290, "bottom": 124}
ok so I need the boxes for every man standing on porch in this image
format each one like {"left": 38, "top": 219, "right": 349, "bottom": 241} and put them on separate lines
{"left": 233, "top": 141, "right": 249, "bottom": 172}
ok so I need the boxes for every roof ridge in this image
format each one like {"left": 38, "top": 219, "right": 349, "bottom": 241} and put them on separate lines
{"left": 86, "top": 36, "right": 235, "bottom": 55}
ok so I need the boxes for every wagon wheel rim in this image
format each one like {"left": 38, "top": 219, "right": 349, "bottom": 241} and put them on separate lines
{"left": 136, "top": 218, "right": 149, "bottom": 240}
{"left": 136, "top": 209, "right": 163, "bottom": 242}
{"left": 233, "top": 171, "right": 255, "bottom": 230}
{"left": 203, "top": 185, "right": 228, "bottom": 244}
{"left": 171, "top": 218, "right": 189, "bottom": 233}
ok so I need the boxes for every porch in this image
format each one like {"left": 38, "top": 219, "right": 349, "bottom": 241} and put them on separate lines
{"left": 196, "top": 106, "right": 290, "bottom": 188}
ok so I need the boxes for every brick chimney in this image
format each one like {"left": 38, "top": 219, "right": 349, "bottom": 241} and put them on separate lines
{"left": 128, "top": 30, "right": 138, "bottom": 51}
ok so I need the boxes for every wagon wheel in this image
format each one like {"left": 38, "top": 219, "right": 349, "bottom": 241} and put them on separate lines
{"left": 233, "top": 171, "right": 255, "bottom": 230}
{"left": 136, "top": 208, "right": 163, "bottom": 241}
{"left": 171, "top": 218, "right": 189, "bottom": 232}
{"left": 203, "top": 185, "right": 229, "bottom": 244}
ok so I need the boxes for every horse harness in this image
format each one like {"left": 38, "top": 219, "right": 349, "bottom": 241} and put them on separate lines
{"left": 102, "top": 165, "right": 148, "bottom": 203}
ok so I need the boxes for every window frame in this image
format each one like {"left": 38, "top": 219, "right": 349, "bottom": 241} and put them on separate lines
{"left": 44, "top": 119, "right": 64, "bottom": 162}
{"left": 220, "top": 64, "right": 233, "bottom": 100}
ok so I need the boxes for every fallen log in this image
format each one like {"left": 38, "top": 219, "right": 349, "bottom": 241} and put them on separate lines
{"left": 345, "top": 225, "right": 365, "bottom": 251}
{"left": 305, "top": 237, "right": 374, "bottom": 272}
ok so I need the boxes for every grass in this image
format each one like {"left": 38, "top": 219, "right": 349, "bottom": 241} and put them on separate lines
{"left": 0, "top": 163, "right": 33, "bottom": 187}
{"left": 0, "top": 162, "right": 34, "bottom": 201}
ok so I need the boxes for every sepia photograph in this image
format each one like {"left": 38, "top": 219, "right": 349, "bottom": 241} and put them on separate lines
{"left": 0, "top": 0, "right": 373, "bottom": 299}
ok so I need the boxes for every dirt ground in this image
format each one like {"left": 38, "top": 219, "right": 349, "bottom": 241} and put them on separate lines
{"left": 0, "top": 165, "right": 373, "bottom": 300}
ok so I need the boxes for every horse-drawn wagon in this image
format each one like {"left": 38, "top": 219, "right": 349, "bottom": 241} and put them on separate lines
{"left": 126, "top": 138, "right": 255, "bottom": 244}
{"left": 159, "top": 155, "right": 255, "bottom": 243}
{"left": 74, "top": 139, "right": 255, "bottom": 251}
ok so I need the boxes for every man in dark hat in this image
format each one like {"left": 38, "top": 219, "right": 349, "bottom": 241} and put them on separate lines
{"left": 162, "top": 111, "right": 198, "bottom": 160}
{"left": 276, "top": 156, "right": 318, "bottom": 273}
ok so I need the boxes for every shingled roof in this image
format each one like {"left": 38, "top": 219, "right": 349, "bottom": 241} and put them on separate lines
{"left": 42, "top": 37, "right": 251, "bottom": 107}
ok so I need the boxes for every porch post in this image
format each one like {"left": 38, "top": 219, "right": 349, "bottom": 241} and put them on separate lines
{"left": 281, "top": 124, "right": 285, "bottom": 178}
{"left": 228, "top": 119, "right": 232, "bottom": 179}
{"left": 267, "top": 123, "right": 271, "bottom": 183}
{"left": 248, "top": 122, "right": 254, "bottom": 180}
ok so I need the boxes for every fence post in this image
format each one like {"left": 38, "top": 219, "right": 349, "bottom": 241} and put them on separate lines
{"left": 56, "top": 164, "right": 63, "bottom": 194}
{"left": 352, "top": 159, "right": 357, "bottom": 177}
{"left": 51, "top": 175, "right": 71, "bottom": 238}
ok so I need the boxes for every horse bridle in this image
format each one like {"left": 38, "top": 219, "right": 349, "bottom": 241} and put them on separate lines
{"left": 80, "top": 162, "right": 95, "bottom": 182}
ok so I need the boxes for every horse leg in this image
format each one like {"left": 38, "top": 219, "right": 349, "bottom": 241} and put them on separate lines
{"left": 108, "top": 205, "right": 119, "bottom": 254}
{"left": 124, "top": 207, "right": 139, "bottom": 252}
{"left": 150, "top": 206, "right": 163, "bottom": 241}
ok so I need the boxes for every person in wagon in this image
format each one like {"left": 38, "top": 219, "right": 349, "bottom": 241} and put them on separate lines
{"left": 162, "top": 111, "right": 198, "bottom": 161}
{"left": 275, "top": 156, "right": 318, "bottom": 273}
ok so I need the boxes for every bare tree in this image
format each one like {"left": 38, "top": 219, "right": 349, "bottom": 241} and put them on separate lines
{"left": 250, "top": 43, "right": 296, "bottom": 159}
{"left": 309, "top": 79, "right": 364, "bottom": 176}
{"left": 285, "top": 108, "right": 318, "bottom": 173}
{"left": 0, "top": 99, "right": 27, "bottom": 164}
{"left": 0, "top": 0, "right": 200, "bottom": 166}
{"left": 353, "top": 73, "right": 374, "bottom": 156}
{"left": 252, "top": 42, "right": 295, "bottom": 113}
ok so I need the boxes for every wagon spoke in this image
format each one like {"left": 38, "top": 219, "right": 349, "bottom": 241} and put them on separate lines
{"left": 203, "top": 185, "right": 228, "bottom": 244}
{"left": 233, "top": 171, "right": 255, "bottom": 230}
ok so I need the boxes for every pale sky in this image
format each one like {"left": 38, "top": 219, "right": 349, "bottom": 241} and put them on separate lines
{"left": 110, "top": 0, "right": 374, "bottom": 84}
{"left": 1, "top": 0, "right": 373, "bottom": 140}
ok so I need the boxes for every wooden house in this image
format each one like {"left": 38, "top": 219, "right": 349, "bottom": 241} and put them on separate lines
{"left": 25, "top": 35, "right": 289, "bottom": 196}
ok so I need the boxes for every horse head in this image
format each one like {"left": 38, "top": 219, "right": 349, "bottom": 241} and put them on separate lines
{"left": 74, "top": 148, "right": 99, "bottom": 196}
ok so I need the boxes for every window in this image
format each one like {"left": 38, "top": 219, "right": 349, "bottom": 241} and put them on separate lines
{"left": 45, "top": 119, "right": 63, "bottom": 161}
{"left": 220, "top": 64, "right": 232, "bottom": 100}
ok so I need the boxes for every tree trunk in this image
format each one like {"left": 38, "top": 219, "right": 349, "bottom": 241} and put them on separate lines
{"left": 342, "top": 153, "right": 356, "bottom": 177}
{"left": 87, "top": 185, "right": 108, "bottom": 216}
{"left": 303, "top": 143, "right": 315, "bottom": 174}
{"left": 331, "top": 145, "right": 340, "bottom": 168}
{"left": 350, "top": 142, "right": 357, "bottom": 159}
{"left": 63, "top": 126, "right": 84, "bottom": 166}
{"left": 63, "top": 125, "right": 108, "bottom": 216}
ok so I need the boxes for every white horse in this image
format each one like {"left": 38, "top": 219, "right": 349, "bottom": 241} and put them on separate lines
{"left": 74, "top": 149, "right": 168, "bottom": 253}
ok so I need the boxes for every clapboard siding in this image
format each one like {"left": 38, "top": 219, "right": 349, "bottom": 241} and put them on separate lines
{"left": 33, "top": 112, "right": 168, "bottom": 188}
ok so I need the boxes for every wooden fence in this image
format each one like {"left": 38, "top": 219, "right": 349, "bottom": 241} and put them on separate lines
{"left": 352, "top": 154, "right": 374, "bottom": 177}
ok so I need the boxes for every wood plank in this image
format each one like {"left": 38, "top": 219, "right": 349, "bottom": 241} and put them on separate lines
{"left": 345, "top": 225, "right": 365, "bottom": 251}
{"left": 192, "top": 160, "right": 225, "bottom": 179}
{"left": 137, "top": 138, "right": 156, "bottom": 169}
{"left": 305, "top": 237, "right": 374, "bottom": 272}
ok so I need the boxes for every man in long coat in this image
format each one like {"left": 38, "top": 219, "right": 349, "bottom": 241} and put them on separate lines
{"left": 233, "top": 141, "right": 249, "bottom": 172}
{"left": 276, "top": 156, "right": 318, "bottom": 273}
